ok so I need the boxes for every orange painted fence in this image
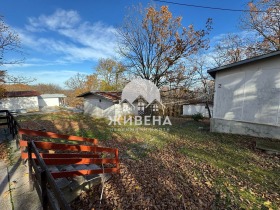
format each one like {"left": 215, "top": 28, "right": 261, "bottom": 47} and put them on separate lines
{"left": 19, "top": 128, "right": 120, "bottom": 178}
{"left": 19, "top": 128, "right": 98, "bottom": 145}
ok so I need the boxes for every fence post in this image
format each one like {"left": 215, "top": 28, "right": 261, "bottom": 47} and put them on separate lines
{"left": 27, "top": 141, "right": 34, "bottom": 191}
{"left": 6, "top": 113, "right": 10, "bottom": 132}
{"left": 16, "top": 132, "right": 21, "bottom": 150}
{"left": 41, "top": 169, "right": 48, "bottom": 210}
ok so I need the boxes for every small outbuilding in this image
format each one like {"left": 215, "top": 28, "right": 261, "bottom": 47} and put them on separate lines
{"left": 78, "top": 91, "right": 165, "bottom": 118}
{"left": 182, "top": 101, "right": 213, "bottom": 118}
{"left": 207, "top": 50, "right": 280, "bottom": 139}
{"left": 0, "top": 91, "right": 40, "bottom": 112}
{"left": 38, "top": 94, "right": 66, "bottom": 109}
{"left": 78, "top": 91, "right": 124, "bottom": 117}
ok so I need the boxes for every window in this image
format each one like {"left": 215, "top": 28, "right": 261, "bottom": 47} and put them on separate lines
{"left": 138, "top": 101, "right": 145, "bottom": 111}
{"left": 151, "top": 104, "right": 159, "bottom": 112}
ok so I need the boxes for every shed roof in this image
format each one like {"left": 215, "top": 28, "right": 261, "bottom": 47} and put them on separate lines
{"left": 4, "top": 91, "right": 40, "bottom": 98}
{"left": 207, "top": 50, "right": 280, "bottom": 78}
{"left": 77, "top": 91, "right": 121, "bottom": 102}
{"left": 39, "top": 94, "right": 66, "bottom": 98}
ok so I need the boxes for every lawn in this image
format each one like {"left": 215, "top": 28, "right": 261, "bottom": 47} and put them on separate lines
{"left": 17, "top": 112, "right": 280, "bottom": 210}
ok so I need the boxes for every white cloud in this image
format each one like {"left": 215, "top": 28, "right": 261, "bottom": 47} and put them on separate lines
{"left": 57, "top": 21, "right": 118, "bottom": 57}
{"left": 26, "top": 9, "right": 81, "bottom": 31}
{"left": 21, "top": 9, "right": 118, "bottom": 63}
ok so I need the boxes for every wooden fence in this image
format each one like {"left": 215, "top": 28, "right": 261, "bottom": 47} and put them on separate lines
{"left": 27, "top": 140, "right": 71, "bottom": 210}
{"left": 0, "top": 110, "right": 120, "bottom": 209}
{"left": 19, "top": 128, "right": 119, "bottom": 209}
{"left": 0, "top": 110, "right": 20, "bottom": 138}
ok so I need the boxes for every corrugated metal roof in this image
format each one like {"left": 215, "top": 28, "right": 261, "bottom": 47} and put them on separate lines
{"left": 39, "top": 94, "right": 66, "bottom": 98}
{"left": 207, "top": 50, "right": 280, "bottom": 78}
{"left": 4, "top": 91, "right": 40, "bottom": 98}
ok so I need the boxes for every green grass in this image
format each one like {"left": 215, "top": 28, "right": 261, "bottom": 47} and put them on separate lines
{"left": 18, "top": 112, "right": 280, "bottom": 209}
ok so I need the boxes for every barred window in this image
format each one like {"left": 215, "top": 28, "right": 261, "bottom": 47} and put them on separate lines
{"left": 152, "top": 104, "right": 159, "bottom": 112}
{"left": 138, "top": 101, "right": 145, "bottom": 111}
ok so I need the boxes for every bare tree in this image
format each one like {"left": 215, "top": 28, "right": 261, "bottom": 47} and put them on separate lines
{"left": 0, "top": 16, "right": 24, "bottom": 97}
{"left": 33, "top": 83, "right": 63, "bottom": 94}
{"left": 188, "top": 56, "right": 214, "bottom": 118}
{"left": 0, "top": 70, "right": 6, "bottom": 98}
{"left": 95, "top": 58, "right": 126, "bottom": 90}
{"left": 241, "top": 0, "right": 280, "bottom": 53}
{"left": 64, "top": 73, "right": 99, "bottom": 107}
{"left": 211, "top": 33, "right": 249, "bottom": 67}
{"left": 5, "top": 74, "right": 36, "bottom": 84}
{"left": 118, "top": 5, "right": 212, "bottom": 87}
{"left": 0, "top": 16, "right": 23, "bottom": 65}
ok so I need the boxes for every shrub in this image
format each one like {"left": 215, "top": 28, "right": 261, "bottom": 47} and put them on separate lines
{"left": 191, "top": 113, "right": 204, "bottom": 121}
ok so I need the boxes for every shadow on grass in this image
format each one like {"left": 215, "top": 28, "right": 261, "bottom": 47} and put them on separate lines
{"left": 17, "top": 112, "right": 280, "bottom": 209}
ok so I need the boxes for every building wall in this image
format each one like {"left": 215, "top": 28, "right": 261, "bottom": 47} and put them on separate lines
{"left": 212, "top": 55, "right": 280, "bottom": 138}
{"left": 0, "top": 96, "right": 39, "bottom": 112}
{"left": 211, "top": 118, "right": 280, "bottom": 139}
{"left": 183, "top": 104, "right": 213, "bottom": 118}
{"left": 38, "top": 98, "right": 60, "bottom": 107}
{"left": 83, "top": 95, "right": 134, "bottom": 117}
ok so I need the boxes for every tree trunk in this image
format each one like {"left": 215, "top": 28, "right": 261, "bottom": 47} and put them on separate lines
{"left": 205, "top": 101, "right": 212, "bottom": 118}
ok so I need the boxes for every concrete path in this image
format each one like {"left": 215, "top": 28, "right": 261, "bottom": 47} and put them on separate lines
{"left": 0, "top": 139, "right": 42, "bottom": 210}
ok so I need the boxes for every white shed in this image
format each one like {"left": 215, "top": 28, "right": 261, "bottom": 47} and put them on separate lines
{"left": 183, "top": 103, "right": 213, "bottom": 118}
{"left": 78, "top": 91, "right": 130, "bottom": 118}
{"left": 0, "top": 91, "right": 40, "bottom": 112}
{"left": 38, "top": 94, "right": 66, "bottom": 108}
{"left": 208, "top": 50, "right": 280, "bottom": 139}
{"left": 78, "top": 91, "right": 165, "bottom": 118}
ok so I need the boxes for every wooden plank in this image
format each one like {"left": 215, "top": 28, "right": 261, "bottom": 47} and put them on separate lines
{"left": 47, "top": 189, "right": 59, "bottom": 210}
{"left": 41, "top": 170, "right": 48, "bottom": 210}
{"left": 30, "top": 141, "right": 71, "bottom": 210}
{"left": 33, "top": 178, "right": 43, "bottom": 204}
{"left": 20, "top": 140, "right": 117, "bottom": 153}
{"left": 21, "top": 152, "right": 100, "bottom": 159}
{"left": 28, "top": 141, "right": 33, "bottom": 189}
{"left": 42, "top": 158, "right": 117, "bottom": 165}
{"left": 31, "top": 158, "right": 42, "bottom": 183}
{"left": 19, "top": 128, "right": 98, "bottom": 145}
{"left": 51, "top": 168, "right": 119, "bottom": 178}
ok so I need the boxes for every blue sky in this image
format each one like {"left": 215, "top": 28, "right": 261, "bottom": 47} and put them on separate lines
{"left": 1, "top": 0, "right": 249, "bottom": 87}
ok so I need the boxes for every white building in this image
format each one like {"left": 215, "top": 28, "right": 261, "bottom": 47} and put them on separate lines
{"left": 78, "top": 91, "right": 124, "bottom": 118}
{"left": 182, "top": 102, "right": 213, "bottom": 118}
{"left": 78, "top": 91, "right": 163, "bottom": 118}
{"left": 0, "top": 91, "right": 40, "bottom": 112}
{"left": 208, "top": 50, "right": 280, "bottom": 139}
{"left": 38, "top": 94, "right": 66, "bottom": 109}
{"left": 0, "top": 92, "right": 67, "bottom": 113}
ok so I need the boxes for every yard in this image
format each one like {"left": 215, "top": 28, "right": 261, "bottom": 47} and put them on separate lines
{"left": 17, "top": 112, "right": 280, "bottom": 210}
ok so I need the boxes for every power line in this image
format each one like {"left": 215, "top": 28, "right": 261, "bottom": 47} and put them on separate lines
{"left": 152, "top": 0, "right": 270, "bottom": 13}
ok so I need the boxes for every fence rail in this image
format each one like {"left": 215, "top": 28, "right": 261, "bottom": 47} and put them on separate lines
{"left": 20, "top": 128, "right": 120, "bottom": 209}
{"left": 28, "top": 141, "right": 71, "bottom": 210}
{"left": 1, "top": 110, "right": 120, "bottom": 209}
{"left": 0, "top": 110, "right": 20, "bottom": 138}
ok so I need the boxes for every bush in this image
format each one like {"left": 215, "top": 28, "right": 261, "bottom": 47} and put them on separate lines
{"left": 191, "top": 113, "right": 204, "bottom": 121}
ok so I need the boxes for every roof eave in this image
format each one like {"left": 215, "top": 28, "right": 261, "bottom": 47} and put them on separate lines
{"left": 207, "top": 50, "right": 280, "bottom": 78}
{"left": 77, "top": 92, "right": 92, "bottom": 97}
